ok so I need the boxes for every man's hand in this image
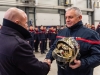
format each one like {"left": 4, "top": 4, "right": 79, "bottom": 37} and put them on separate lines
{"left": 69, "top": 59, "right": 81, "bottom": 69}
{"left": 34, "top": 40, "right": 36, "bottom": 42}
{"left": 27, "top": 41, "right": 29, "bottom": 43}
{"left": 43, "top": 59, "right": 51, "bottom": 67}
{"left": 49, "top": 40, "right": 51, "bottom": 42}
{"left": 40, "top": 41, "right": 41, "bottom": 43}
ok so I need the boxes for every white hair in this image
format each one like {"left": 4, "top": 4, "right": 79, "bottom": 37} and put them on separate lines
{"left": 65, "top": 7, "right": 82, "bottom": 16}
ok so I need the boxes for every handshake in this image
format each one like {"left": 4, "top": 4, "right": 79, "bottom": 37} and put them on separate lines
{"left": 43, "top": 59, "right": 51, "bottom": 67}
{"left": 38, "top": 59, "right": 52, "bottom": 75}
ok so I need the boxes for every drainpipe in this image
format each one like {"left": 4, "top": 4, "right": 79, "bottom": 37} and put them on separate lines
{"left": 64, "top": 0, "right": 66, "bottom": 25}
{"left": 90, "top": 0, "right": 94, "bottom": 25}
{"left": 25, "top": 7, "right": 29, "bottom": 25}
{"left": 87, "top": 0, "right": 94, "bottom": 25}
{"left": 91, "top": 11, "right": 94, "bottom": 25}
{"left": 64, "top": 10, "right": 66, "bottom": 25}
{"left": 87, "top": 0, "right": 88, "bottom": 8}
{"left": 33, "top": 7, "right": 36, "bottom": 26}
{"left": 58, "top": 0, "right": 59, "bottom": 5}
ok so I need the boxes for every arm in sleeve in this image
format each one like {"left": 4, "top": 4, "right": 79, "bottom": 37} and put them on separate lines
{"left": 45, "top": 29, "right": 64, "bottom": 62}
{"left": 46, "top": 39, "right": 58, "bottom": 61}
{"left": 12, "top": 43, "right": 50, "bottom": 75}
{"left": 80, "top": 32, "right": 100, "bottom": 69}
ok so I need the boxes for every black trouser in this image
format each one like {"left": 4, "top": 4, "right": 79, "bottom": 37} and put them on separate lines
{"left": 34, "top": 39, "right": 39, "bottom": 52}
{"left": 49, "top": 40, "right": 51, "bottom": 48}
{"left": 50, "top": 39, "right": 55, "bottom": 48}
{"left": 29, "top": 40, "right": 34, "bottom": 51}
{"left": 40, "top": 39, "right": 45, "bottom": 53}
{"left": 44, "top": 39, "right": 47, "bottom": 50}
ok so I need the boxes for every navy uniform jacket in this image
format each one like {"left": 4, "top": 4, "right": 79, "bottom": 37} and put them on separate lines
{"left": 46, "top": 21, "right": 100, "bottom": 75}
{"left": 47, "top": 30, "right": 51, "bottom": 40}
{"left": 39, "top": 30, "right": 46, "bottom": 41}
{"left": 50, "top": 31, "right": 57, "bottom": 40}
{"left": 34, "top": 30, "right": 39, "bottom": 40}
{"left": 45, "top": 30, "right": 48, "bottom": 40}
{"left": 48, "top": 30, "right": 56, "bottom": 40}
{"left": 0, "top": 19, "right": 50, "bottom": 75}
{"left": 29, "top": 30, "right": 35, "bottom": 41}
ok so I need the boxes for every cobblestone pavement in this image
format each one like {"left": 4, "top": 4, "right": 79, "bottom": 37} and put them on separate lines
{"left": 35, "top": 52, "right": 100, "bottom": 75}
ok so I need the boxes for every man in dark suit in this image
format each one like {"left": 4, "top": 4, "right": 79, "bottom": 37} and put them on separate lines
{"left": 0, "top": 7, "right": 50, "bottom": 75}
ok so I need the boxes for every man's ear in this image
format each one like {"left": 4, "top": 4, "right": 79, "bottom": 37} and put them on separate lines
{"left": 79, "top": 15, "right": 82, "bottom": 20}
{"left": 15, "top": 20, "right": 19, "bottom": 25}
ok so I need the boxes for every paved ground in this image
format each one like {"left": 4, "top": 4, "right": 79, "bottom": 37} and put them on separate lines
{"left": 34, "top": 52, "right": 100, "bottom": 75}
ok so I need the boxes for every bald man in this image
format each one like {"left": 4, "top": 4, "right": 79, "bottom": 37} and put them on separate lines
{"left": 0, "top": 7, "right": 50, "bottom": 75}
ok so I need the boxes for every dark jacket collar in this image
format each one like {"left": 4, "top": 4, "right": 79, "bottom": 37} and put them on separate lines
{"left": 67, "top": 21, "right": 83, "bottom": 31}
{"left": 1, "top": 19, "right": 31, "bottom": 39}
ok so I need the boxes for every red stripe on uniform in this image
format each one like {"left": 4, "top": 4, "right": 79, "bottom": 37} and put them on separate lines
{"left": 56, "top": 36, "right": 100, "bottom": 45}
{"left": 76, "top": 37, "right": 100, "bottom": 44}
{"left": 56, "top": 36, "right": 65, "bottom": 38}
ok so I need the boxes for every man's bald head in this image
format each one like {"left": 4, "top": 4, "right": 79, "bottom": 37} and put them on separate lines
{"left": 4, "top": 7, "right": 26, "bottom": 21}
{"left": 4, "top": 7, "right": 28, "bottom": 30}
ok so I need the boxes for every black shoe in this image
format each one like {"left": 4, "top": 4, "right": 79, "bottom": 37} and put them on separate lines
{"left": 35, "top": 51, "right": 39, "bottom": 52}
{"left": 45, "top": 49, "right": 48, "bottom": 50}
{"left": 43, "top": 52, "right": 46, "bottom": 54}
{"left": 41, "top": 52, "right": 43, "bottom": 54}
